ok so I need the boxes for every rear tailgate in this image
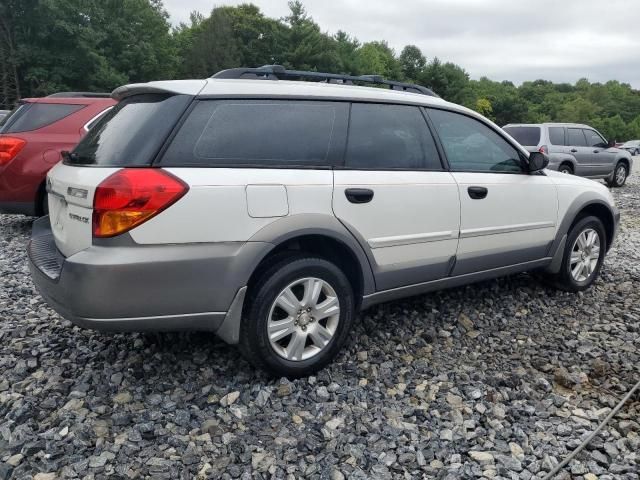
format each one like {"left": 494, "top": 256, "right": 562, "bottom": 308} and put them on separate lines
{"left": 47, "top": 163, "right": 118, "bottom": 257}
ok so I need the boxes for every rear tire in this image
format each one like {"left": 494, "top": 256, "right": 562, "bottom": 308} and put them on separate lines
{"left": 558, "top": 163, "right": 573, "bottom": 175}
{"left": 548, "top": 215, "right": 606, "bottom": 292}
{"left": 239, "top": 255, "right": 355, "bottom": 378}
{"left": 606, "top": 161, "right": 628, "bottom": 188}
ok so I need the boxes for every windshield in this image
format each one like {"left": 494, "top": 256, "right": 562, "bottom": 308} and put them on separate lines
{"left": 503, "top": 126, "right": 541, "bottom": 146}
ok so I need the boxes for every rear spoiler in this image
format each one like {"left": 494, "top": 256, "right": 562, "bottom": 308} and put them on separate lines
{"left": 111, "top": 80, "right": 208, "bottom": 101}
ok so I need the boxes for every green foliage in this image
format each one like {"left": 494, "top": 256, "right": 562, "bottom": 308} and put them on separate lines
{"left": 2, "top": 0, "right": 640, "bottom": 141}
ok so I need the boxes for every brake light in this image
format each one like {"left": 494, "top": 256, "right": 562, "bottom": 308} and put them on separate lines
{"left": 93, "top": 169, "right": 188, "bottom": 238}
{"left": 0, "top": 137, "right": 26, "bottom": 165}
{"left": 539, "top": 145, "right": 548, "bottom": 154}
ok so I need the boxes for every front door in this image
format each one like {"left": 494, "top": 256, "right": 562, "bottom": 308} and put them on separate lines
{"left": 584, "top": 128, "right": 616, "bottom": 177}
{"left": 426, "top": 108, "right": 558, "bottom": 276}
{"left": 332, "top": 103, "right": 460, "bottom": 291}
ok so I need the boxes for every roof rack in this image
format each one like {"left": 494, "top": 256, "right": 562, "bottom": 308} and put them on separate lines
{"left": 212, "top": 65, "right": 437, "bottom": 97}
{"left": 47, "top": 92, "right": 112, "bottom": 98}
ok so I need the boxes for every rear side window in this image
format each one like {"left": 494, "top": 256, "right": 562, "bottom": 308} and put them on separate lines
{"left": 344, "top": 103, "right": 441, "bottom": 170}
{"left": 549, "top": 127, "right": 565, "bottom": 146}
{"left": 428, "top": 108, "right": 524, "bottom": 173}
{"left": 3, "top": 103, "right": 84, "bottom": 133}
{"left": 69, "top": 94, "right": 191, "bottom": 166}
{"left": 568, "top": 128, "right": 587, "bottom": 147}
{"left": 503, "top": 126, "right": 540, "bottom": 146}
{"left": 161, "top": 100, "right": 347, "bottom": 167}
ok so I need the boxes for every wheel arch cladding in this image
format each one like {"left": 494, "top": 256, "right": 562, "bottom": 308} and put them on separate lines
{"left": 549, "top": 194, "right": 616, "bottom": 260}
{"left": 247, "top": 214, "right": 377, "bottom": 301}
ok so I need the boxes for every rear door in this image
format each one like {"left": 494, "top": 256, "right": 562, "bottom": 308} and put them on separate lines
{"left": 332, "top": 103, "right": 460, "bottom": 291}
{"left": 566, "top": 128, "right": 592, "bottom": 176}
{"left": 583, "top": 128, "right": 615, "bottom": 176}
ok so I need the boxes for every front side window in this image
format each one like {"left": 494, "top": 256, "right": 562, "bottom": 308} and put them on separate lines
{"left": 549, "top": 127, "right": 565, "bottom": 146}
{"left": 584, "top": 129, "right": 606, "bottom": 147}
{"left": 344, "top": 103, "right": 441, "bottom": 170}
{"left": 161, "top": 100, "right": 347, "bottom": 167}
{"left": 428, "top": 108, "right": 524, "bottom": 173}
{"left": 567, "top": 128, "right": 587, "bottom": 147}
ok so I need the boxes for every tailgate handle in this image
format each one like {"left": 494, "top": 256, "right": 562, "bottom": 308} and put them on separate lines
{"left": 345, "top": 188, "right": 374, "bottom": 204}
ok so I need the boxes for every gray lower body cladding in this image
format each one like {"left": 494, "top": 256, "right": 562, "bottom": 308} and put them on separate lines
{"left": 28, "top": 216, "right": 270, "bottom": 335}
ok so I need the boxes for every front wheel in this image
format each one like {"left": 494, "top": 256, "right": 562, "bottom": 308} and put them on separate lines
{"left": 549, "top": 216, "right": 606, "bottom": 292}
{"left": 239, "top": 255, "right": 355, "bottom": 377}
{"left": 606, "top": 162, "right": 628, "bottom": 188}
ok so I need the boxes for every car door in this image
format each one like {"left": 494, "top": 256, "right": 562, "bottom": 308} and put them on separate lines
{"left": 426, "top": 108, "right": 558, "bottom": 276}
{"left": 566, "top": 128, "right": 593, "bottom": 176}
{"left": 583, "top": 128, "right": 615, "bottom": 176}
{"left": 332, "top": 103, "right": 460, "bottom": 291}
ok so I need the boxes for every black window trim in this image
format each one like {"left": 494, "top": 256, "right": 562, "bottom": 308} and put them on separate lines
{"left": 424, "top": 106, "right": 534, "bottom": 176}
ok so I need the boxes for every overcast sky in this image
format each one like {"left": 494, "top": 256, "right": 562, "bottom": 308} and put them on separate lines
{"left": 163, "top": 0, "right": 640, "bottom": 88}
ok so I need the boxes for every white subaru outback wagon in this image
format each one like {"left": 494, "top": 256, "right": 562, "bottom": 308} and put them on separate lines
{"left": 29, "top": 66, "right": 620, "bottom": 377}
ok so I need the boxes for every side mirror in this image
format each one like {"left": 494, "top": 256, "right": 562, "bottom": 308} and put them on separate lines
{"left": 607, "top": 139, "right": 616, "bottom": 148}
{"left": 528, "top": 151, "right": 549, "bottom": 172}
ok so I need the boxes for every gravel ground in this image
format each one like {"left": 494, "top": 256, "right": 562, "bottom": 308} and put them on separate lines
{"left": 1, "top": 168, "right": 640, "bottom": 480}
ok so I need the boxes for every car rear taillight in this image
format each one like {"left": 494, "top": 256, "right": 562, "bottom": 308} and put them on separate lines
{"left": 539, "top": 145, "right": 548, "bottom": 154}
{"left": 0, "top": 137, "right": 26, "bottom": 165}
{"left": 93, "top": 169, "right": 188, "bottom": 238}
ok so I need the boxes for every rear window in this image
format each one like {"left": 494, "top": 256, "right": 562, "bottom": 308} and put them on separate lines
{"left": 2, "top": 103, "right": 84, "bottom": 133}
{"left": 549, "top": 127, "right": 565, "bottom": 146}
{"left": 69, "top": 94, "right": 191, "bottom": 166}
{"left": 161, "top": 100, "right": 348, "bottom": 167}
{"left": 503, "top": 126, "right": 540, "bottom": 146}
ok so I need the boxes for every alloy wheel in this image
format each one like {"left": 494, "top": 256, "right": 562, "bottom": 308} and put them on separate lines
{"left": 570, "top": 228, "right": 601, "bottom": 282}
{"left": 267, "top": 277, "right": 340, "bottom": 361}
{"left": 615, "top": 165, "right": 627, "bottom": 185}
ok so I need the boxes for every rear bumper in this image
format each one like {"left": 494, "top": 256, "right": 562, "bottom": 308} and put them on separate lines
{"left": 0, "top": 201, "right": 36, "bottom": 216}
{"left": 28, "top": 216, "right": 270, "bottom": 341}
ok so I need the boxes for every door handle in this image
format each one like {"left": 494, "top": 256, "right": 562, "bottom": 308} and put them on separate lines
{"left": 345, "top": 188, "right": 374, "bottom": 204}
{"left": 570, "top": 149, "right": 578, "bottom": 153}
{"left": 468, "top": 186, "right": 488, "bottom": 200}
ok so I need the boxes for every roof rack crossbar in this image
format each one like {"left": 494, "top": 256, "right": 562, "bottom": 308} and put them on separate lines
{"left": 211, "top": 65, "right": 437, "bottom": 97}
{"left": 47, "top": 92, "right": 112, "bottom": 98}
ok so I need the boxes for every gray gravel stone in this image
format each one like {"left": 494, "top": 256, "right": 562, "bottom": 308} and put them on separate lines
{"left": 1, "top": 168, "right": 640, "bottom": 478}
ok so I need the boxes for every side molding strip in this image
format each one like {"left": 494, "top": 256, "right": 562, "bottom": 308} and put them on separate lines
{"left": 460, "top": 221, "right": 555, "bottom": 239}
{"left": 368, "top": 230, "right": 456, "bottom": 249}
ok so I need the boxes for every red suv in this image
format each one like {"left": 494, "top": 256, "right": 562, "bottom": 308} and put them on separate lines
{"left": 0, "top": 93, "right": 116, "bottom": 216}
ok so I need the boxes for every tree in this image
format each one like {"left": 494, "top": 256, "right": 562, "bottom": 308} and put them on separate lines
{"left": 357, "top": 41, "right": 401, "bottom": 79}
{"left": 180, "top": 8, "right": 241, "bottom": 78}
{"left": 475, "top": 98, "right": 493, "bottom": 120}
{"left": 399, "top": 45, "right": 426, "bottom": 82}
{"left": 281, "top": 1, "right": 339, "bottom": 72}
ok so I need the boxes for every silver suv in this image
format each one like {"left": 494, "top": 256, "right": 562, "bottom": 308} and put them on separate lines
{"left": 503, "top": 123, "right": 633, "bottom": 187}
